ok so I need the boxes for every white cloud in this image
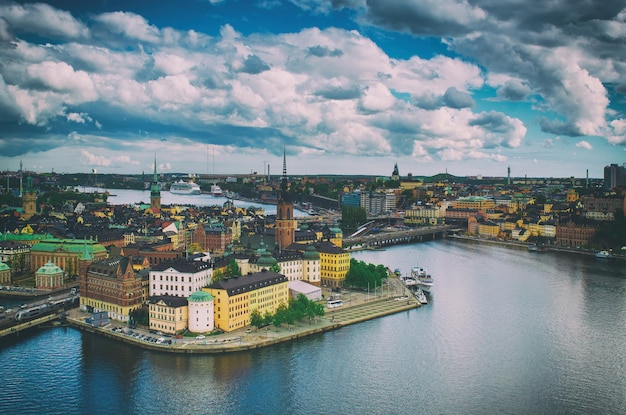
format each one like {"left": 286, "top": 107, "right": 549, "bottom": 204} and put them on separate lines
{"left": 94, "top": 11, "right": 160, "bottom": 43}
{"left": 575, "top": 140, "right": 593, "bottom": 150}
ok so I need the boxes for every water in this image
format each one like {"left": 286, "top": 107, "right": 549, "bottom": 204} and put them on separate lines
{"left": 81, "top": 187, "right": 282, "bottom": 215}
{"left": 1, "top": 240, "right": 625, "bottom": 414}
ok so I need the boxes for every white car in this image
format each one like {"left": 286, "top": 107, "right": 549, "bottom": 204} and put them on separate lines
{"left": 195, "top": 335, "right": 205, "bottom": 340}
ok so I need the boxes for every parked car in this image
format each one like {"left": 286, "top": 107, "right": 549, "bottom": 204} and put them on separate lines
{"left": 195, "top": 335, "right": 205, "bottom": 340}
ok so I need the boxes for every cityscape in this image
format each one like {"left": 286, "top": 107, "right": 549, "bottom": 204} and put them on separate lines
{"left": 1, "top": 1, "right": 626, "bottom": 414}
{"left": 0, "top": 157, "right": 625, "bottom": 336}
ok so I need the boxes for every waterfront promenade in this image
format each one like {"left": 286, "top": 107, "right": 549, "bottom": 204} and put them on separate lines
{"left": 67, "top": 275, "right": 420, "bottom": 354}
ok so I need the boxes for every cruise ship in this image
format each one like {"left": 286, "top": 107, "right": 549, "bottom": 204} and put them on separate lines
{"left": 170, "top": 180, "right": 201, "bottom": 195}
{"left": 210, "top": 184, "right": 223, "bottom": 196}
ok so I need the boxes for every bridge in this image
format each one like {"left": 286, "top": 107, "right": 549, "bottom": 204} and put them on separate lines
{"left": 0, "top": 294, "right": 79, "bottom": 338}
{"left": 344, "top": 225, "right": 456, "bottom": 250}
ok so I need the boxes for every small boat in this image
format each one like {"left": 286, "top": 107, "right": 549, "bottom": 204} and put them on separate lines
{"left": 414, "top": 288, "right": 427, "bottom": 304}
{"left": 595, "top": 250, "right": 612, "bottom": 258}
{"left": 210, "top": 184, "right": 223, "bottom": 196}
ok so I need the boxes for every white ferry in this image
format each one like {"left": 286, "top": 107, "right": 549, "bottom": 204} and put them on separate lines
{"left": 170, "top": 180, "right": 201, "bottom": 195}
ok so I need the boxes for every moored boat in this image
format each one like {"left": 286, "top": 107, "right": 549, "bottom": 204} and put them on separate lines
{"left": 170, "top": 180, "right": 201, "bottom": 195}
{"left": 411, "top": 261, "right": 433, "bottom": 294}
{"left": 210, "top": 184, "right": 223, "bottom": 196}
{"left": 594, "top": 250, "right": 612, "bottom": 258}
{"left": 414, "top": 288, "right": 427, "bottom": 304}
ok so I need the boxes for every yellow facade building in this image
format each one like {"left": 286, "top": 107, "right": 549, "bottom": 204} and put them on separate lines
{"left": 204, "top": 271, "right": 289, "bottom": 332}
{"left": 315, "top": 241, "right": 350, "bottom": 288}
{"left": 148, "top": 295, "right": 189, "bottom": 335}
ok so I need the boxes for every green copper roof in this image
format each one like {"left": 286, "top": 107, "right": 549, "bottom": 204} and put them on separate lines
{"left": 31, "top": 238, "right": 107, "bottom": 255}
{"left": 36, "top": 261, "right": 63, "bottom": 275}
{"left": 0, "top": 262, "right": 9, "bottom": 271}
{"left": 189, "top": 290, "right": 214, "bottom": 302}
{"left": 303, "top": 244, "right": 320, "bottom": 260}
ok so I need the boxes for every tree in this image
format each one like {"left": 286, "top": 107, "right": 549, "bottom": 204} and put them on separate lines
{"left": 269, "top": 262, "right": 281, "bottom": 273}
{"left": 250, "top": 309, "right": 264, "bottom": 329}
{"left": 212, "top": 269, "right": 224, "bottom": 283}
{"left": 345, "top": 258, "right": 386, "bottom": 289}
{"left": 224, "top": 259, "right": 241, "bottom": 279}
{"left": 188, "top": 242, "right": 202, "bottom": 253}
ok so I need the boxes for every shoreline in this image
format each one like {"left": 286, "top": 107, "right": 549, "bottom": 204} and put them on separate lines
{"left": 67, "top": 277, "right": 421, "bottom": 354}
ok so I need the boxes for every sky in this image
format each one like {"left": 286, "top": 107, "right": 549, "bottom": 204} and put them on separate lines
{"left": 1, "top": 0, "right": 626, "bottom": 179}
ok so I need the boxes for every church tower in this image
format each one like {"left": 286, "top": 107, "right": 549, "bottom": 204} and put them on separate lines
{"left": 276, "top": 147, "right": 296, "bottom": 252}
{"left": 22, "top": 175, "right": 37, "bottom": 220}
{"left": 150, "top": 155, "right": 161, "bottom": 213}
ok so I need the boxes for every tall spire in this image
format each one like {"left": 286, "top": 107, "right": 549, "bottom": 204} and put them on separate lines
{"left": 153, "top": 153, "right": 158, "bottom": 182}
{"left": 280, "top": 144, "right": 289, "bottom": 201}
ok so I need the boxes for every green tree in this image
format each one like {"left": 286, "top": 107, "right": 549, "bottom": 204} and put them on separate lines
{"left": 345, "top": 258, "right": 386, "bottom": 289}
{"left": 269, "top": 262, "right": 281, "bottom": 273}
{"left": 250, "top": 309, "right": 264, "bottom": 329}
{"left": 224, "top": 259, "right": 241, "bottom": 279}
{"left": 341, "top": 205, "right": 367, "bottom": 234}
{"left": 129, "top": 306, "right": 149, "bottom": 326}
{"left": 212, "top": 269, "right": 224, "bottom": 283}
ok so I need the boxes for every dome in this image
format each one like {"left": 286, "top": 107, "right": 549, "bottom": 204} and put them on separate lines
{"left": 188, "top": 290, "right": 214, "bottom": 302}
{"left": 257, "top": 249, "right": 277, "bottom": 268}
{"left": 36, "top": 261, "right": 63, "bottom": 275}
{"left": 303, "top": 244, "right": 320, "bottom": 260}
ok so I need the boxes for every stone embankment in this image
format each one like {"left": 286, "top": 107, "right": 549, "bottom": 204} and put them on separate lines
{"left": 67, "top": 277, "right": 420, "bottom": 354}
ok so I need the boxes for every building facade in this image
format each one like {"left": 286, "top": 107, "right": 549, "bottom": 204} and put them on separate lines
{"left": 204, "top": 271, "right": 289, "bottom": 332}
{"left": 30, "top": 238, "right": 107, "bottom": 275}
{"left": 35, "top": 261, "right": 64, "bottom": 290}
{"left": 148, "top": 295, "right": 188, "bottom": 335}
{"left": 80, "top": 256, "right": 145, "bottom": 322}
{"left": 149, "top": 259, "right": 213, "bottom": 297}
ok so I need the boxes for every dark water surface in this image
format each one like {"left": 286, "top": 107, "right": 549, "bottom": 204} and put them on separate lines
{"left": 1, "top": 240, "right": 624, "bottom": 414}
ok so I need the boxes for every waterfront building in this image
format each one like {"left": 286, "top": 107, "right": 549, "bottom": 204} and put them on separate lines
{"left": 187, "top": 290, "right": 215, "bottom": 334}
{"left": 35, "top": 261, "right": 64, "bottom": 290}
{"left": 148, "top": 295, "right": 189, "bottom": 335}
{"left": 204, "top": 270, "right": 289, "bottom": 332}
{"left": 149, "top": 258, "right": 212, "bottom": 297}
{"left": 0, "top": 259, "right": 11, "bottom": 285}
{"left": 80, "top": 255, "right": 145, "bottom": 322}
{"left": 477, "top": 220, "right": 500, "bottom": 238}
{"left": 405, "top": 205, "right": 445, "bottom": 227}
{"left": 315, "top": 241, "right": 349, "bottom": 288}
{"left": 555, "top": 220, "right": 599, "bottom": 248}
{"left": 30, "top": 238, "right": 107, "bottom": 275}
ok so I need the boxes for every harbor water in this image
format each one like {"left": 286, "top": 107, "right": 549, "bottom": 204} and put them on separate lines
{"left": 1, "top": 239, "right": 624, "bottom": 414}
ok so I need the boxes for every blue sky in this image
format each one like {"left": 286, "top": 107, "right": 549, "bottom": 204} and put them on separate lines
{"left": 1, "top": 0, "right": 626, "bottom": 178}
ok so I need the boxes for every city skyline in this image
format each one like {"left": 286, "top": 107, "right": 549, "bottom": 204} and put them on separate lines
{"left": 1, "top": 1, "right": 626, "bottom": 178}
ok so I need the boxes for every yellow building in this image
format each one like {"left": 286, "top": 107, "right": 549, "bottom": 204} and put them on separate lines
{"left": 204, "top": 271, "right": 289, "bottom": 332}
{"left": 148, "top": 295, "right": 189, "bottom": 335}
{"left": 478, "top": 221, "right": 500, "bottom": 238}
{"left": 315, "top": 241, "right": 350, "bottom": 288}
{"left": 454, "top": 196, "right": 495, "bottom": 210}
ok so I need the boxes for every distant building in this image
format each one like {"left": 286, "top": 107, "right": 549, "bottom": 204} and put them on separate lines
{"left": 603, "top": 163, "right": 625, "bottom": 190}
{"left": 276, "top": 149, "right": 296, "bottom": 252}
{"left": 30, "top": 238, "right": 107, "bottom": 274}
{"left": 35, "top": 261, "right": 64, "bottom": 290}
{"left": 0, "top": 259, "right": 11, "bottom": 285}
{"left": 150, "top": 155, "right": 161, "bottom": 214}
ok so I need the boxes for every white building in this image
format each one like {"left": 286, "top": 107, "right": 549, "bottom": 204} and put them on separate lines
{"left": 187, "top": 290, "right": 215, "bottom": 333}
{"left": 149, "top": 259, "right": 212, "bottom": 297}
